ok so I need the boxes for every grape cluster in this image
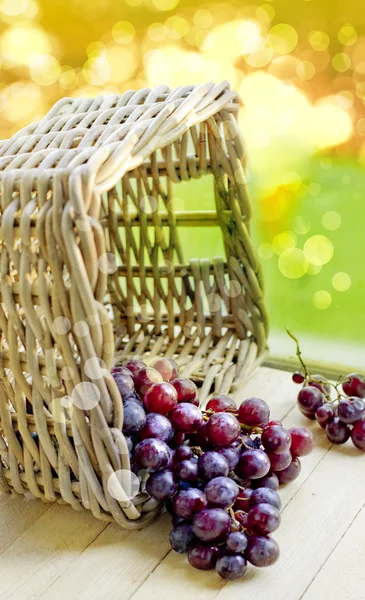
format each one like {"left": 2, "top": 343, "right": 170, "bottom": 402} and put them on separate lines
{"left": 112, "top": 357, "right": 315, "bottom": 581}
{"left": 293, "top": 371, "right": 365, "bottom": 451}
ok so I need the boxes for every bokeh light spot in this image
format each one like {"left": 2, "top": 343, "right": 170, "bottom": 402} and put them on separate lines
{"left": 322, "top": 211, "right": 341, "bottom": 231}
{"left": 338, "top": 24, "right": 357, "bottom": 46}
{"left": 332, "top": 53, "right": 351, "bottom": 72}
{"left": 152, "top": 0, "right": 180, "bottom": 11}
{"left": 267, "top": 24, "right": 298, "bottom": 55}
{"left": 278, "top": 248, "right": 309, "bottom": 279}
{"left": 72, "top": 381, "right": 101, "bottom": 410}
{"left": 258, "top": 243, "right": 274, "bottom": 259}
{"left": 29, "top": 55, "right": 61, "bottom": 86}
{"left": 84, "top": 357, "right": 108, "bottom": 380}
{"left": 112, "top": 21, "right": 135, "bottom": 45}
{"left": 272, "top": 230, "right": 297, "bottom": 255}
{"left": 83, "top": 56, "right": 111, "bottom": 86}
{"left": 193, "top": 9, "right": 213, "bottom": 29}
{"left": 296, "top": 61, "right": 315, "bottom": 80}
{"left": 0, "top": 0, "right": 29, "bottom": 16}
{"left": 332, "top": 272, "right": 351, "bottom": 292}
{"left": 292, "top": 216, "right": 311, "bottom": 235}
{"left": 304, "top": 235, "right": 334, "bottom": 266}
{"left": 313, "top": 290, "right": 332, "bottom": 310}
{"left": 53, "top": 316, "right": 71, "bottom": 335}
{"left": 98, "top": 253, "right": 118, "bottom": 275}
{"left": 107, "top": 470, "right": 140, "bottom": 502}
{"left": 256, "top": 4, "right": 275, "bottom": 24}
{"left": 308, "top": 30, "right": 329, "bottom": 51}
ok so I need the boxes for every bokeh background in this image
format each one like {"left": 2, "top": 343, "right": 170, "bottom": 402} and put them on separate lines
{"left": 1, "top": 0, "right": 364, "bottom": 365}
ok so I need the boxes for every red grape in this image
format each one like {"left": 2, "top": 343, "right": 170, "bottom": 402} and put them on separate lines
{"left": 351, "top": 420, "right": 365, "bottom": 451}
{"left": 276, "top": 457, "right": 301, "bottom": 484}
{"left": 236, "top": 449, "right": 270, "bottom": 479}
{"left": 247, "top": 503, "right": 281, "bottom": 535}
{"left": 171, "top": 378, "right": 198, "bottom": 404}
{"left": 297, "top": 386, "right": 324, "bottom": 416}
{"left": 143, "top": 382, "right": 178, "bottom": 415}
{"left": 342, "top": 373, "right": 365, "bottom": 398}
{"left": 205, "top": 476, "right": 239, "bottom": 508}
{"left": 123, "top": 359, "right": 146, "bottom": 375}
{"left": 325, "top": 417, "right": 351, "bottom": 444}
{"left": 169, "top": 432, "right": 185, "bottom": 448}
{"left": 309, "top": 374, "right": 331, "bottom": 394}
{"left": 134, "top": 438, "right": 170, "bottom": 472}
{"left": 238, "top": 397, "right": 270, "bottom": 427}
{"left": 216, "top": 445, "right": 240, "bottom": 470}
{"left": 289, "top": 426, "right": 315, "bottom": 457}
{"left": 249, "top": 487, "right": 281, "bottom": 510}
{"left": 188, "top": 543, "right": 219, "bottom": 570}
{"left": 215, "top": 553, "right": 247, "bottom": 580}
{"left": 133, "top": 367, "right": 163, "bottom": 395}
{"left": 139, "top": 413, "right": 174, "bottom": 442}
{"left": 122, "top": 401, "right": 146, "bottom": 435}
{"left": 292, "top": 372, "right": 305, "bottom": 384}
{"left": 206, "top": 395, "right": 236, "bottom": 413}
{"left": 267, "top": 420, "right": 282, "bottom": 427}
{"left": 245, "top": 535, "right": 280, "bottom": 567}
{"left": 261, "top": 425, "right": 291, "bottom": 454}
{"left": 169, "top": 522, "right": 196, "bottom": 553}
{"left": 206, "top": 412, "right": 241, "bottom": 446}
{"left": 315, "top": 403, "right": 335, "bottom": 428}
{"left": 149, "top": 357, "right": 178, "bottom": 382}
{"left": 170, "top": 403, "right": 204, "bottom": 433}
{"left": 192, "top": 507, "right": 231, "bottom": 542}
{"left": 198, "top": 451, "right": 229, "bottom": 480}
{"left": 338, "top": 397, "right": 365, "bottom": 424}
{"left": 174, "top": 446, "right": 193, "bottom": 463}
{"left": 146, "top": 470, "right": 178, "bottom": 501}
{"left": 112, "top": 366, "right": 132, "bottom": 377}
{"left": 251, "top": 472, "right": 279, "bottom": 491}
{"left": 191, "top": 423, "right": 211, "bottom": 449}
{"left": 172, "top": 488, "right": 208, "bottom": 519}
{"left": 234, "top": 488, "right": 253, "bottom": 512}
{"left": 268, "top": 450, "right": 292, "bottom": 472}
{"left": 175, "top": 460, "right": 199, "bottom": 482}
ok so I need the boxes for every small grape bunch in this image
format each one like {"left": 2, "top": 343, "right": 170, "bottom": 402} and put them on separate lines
{"left": 289, "top": 331, "right": 365, "bottom": 452}
{"left": 111, "top": 356, "right": 315, "bottom": 581}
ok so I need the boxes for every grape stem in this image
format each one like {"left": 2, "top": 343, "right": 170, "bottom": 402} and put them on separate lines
{"left": 286, "top": 328, "right": 310, "bottom": 379}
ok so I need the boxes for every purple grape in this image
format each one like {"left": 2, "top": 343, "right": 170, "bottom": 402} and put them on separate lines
{"left": 198, "top": 451, "right": 229, "bottom": 480}
{"left": 122, "top": 401, "right": 146, "bottom": 435}
{"left": 112, "top": 366, "right": 133, "bottom": 377}
{"left": 342, "top": 373, "right": 365, "bottom": 398}
{"left": 297, "top": 386, "right": 324, "bottom": 416}
{"left": 245, "top": 535, "right": 280, "bottom": 567}
{"left": 172, "top": 488, "right": 208, "bottom": 519}
{"left": 236, "top": 449, "right": 270, "bottom": 479}
{"left": 175, "top": 460, "right": 199, "bottom": 482}
{"left": 234, "top": 488, "right": 253, "bottom": 512}
{"left": 247, "top": 503, "right": 281, "bottom": 535}
{"left": 188, "top": 543, "right": 219, "bottom": 570}
{"left": 276, "top": 457, "right": 301, "bottom": 484}
{"left": 338, "top": 398, "right": 365, "bottom": 424}
{"left": 146, "top": 470, "right": 178, "bottom": 501}
{"left": 114, "top": 373, "right": 135, "bottom": 399}
{"left": 238, "top": 397, "right": 270, "bottom": 427}
{"left": 206, "top": 412, "right": 241, "bottom": 446}
{"left": 169, "top": 521, "right": 196, "bottom": 553}
{"left": 215, "top": 553, "right": 247, "bottom": 580}
{"left": 192, "top": 508, "right": 231, "bottom": 542}
{"left": 292, "top": 372, "right": 305, "bottom": 384}
{"left": 205, "top": 476, "right": 239, "bottom": 508}
{"left": 169, "top": 403, "right": 204, "bottom": 433}
{"left": 309, "top": 374, "right": 331, "bottom": 394}
{"left": 191, "top": 422, "right": 211, "bottom": 449}
{"left": 174, "top": 446, "right": 193, "bottom": 462}
{"left": 134, "top": 438, "right": 170, "bottom": 472}
{"left": 267, "top": 450, "right": 292, "bottom": 472}
{"left": 261, "top": 425, "right": 291, "bottom": 454}
{"left": 249, "top": 487, "right": 281, "bottom": 510}
{"left": 216, "top": 445, "right": 240, "bottom": 469}
{"left": 325, "top": 417, "right": 351, "bottom": 444}
{"left": 351, "top": 420, "right": 365, "bottom": 451}
{"left": 123, "top": 359, "right": 146, "bottom": 375}
{"left": 226, "top": 531, "right": 248, "bottom": 553}
{"left": 139, "top": 413, "right": 174, "bottom": 443}
{"left": 289, "top": 426, "right": 315, "bottom": 457}
{"left": 251, "top": 472, "right": 279, "bottom": 491}
{"left": 315, "top": 403, "right": 335, "bottom": 428}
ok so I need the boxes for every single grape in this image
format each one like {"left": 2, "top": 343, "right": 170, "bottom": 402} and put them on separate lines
{"left": 342, "top": 373, "right": 365, "bottom": 398}
{"left": 175, "top": 460, "right": 199, "bottom": 482}
{"left": 267, "top": 420, "right": 282, "bottom": 427}
{"left": 112, "top": 366, "right": 132, "bottom": 377}
{"left": 247, "top": 503, "right": 281, "bottom": 535}
{"left": 238, "top": 397, "right": 270, "bottom": 427}
{"left": 149, "top": 357, "right": 178, "bottom": 382}
{"left": 245, "top": 535, "right": 280, "bottom": 567}
{"left": 261, "top": 425, "right": 291, "bottom": 454}
{"left": 251, "top": 472, "right": 279, "bottom": 491}
{"left": 122, "top": 401, "right": 146, "bottom": 435}
{"left": 326, "top": 417, "right": 351, "bottom": 444}
{"left": 123, "top": 359, "right": 146, "bottom": 375}
{"left": 216, "top": 445, "right": 240, "bottom": 470}
{"left": 315, "top": 403, "right": 336, "bottom": 429}
{"left": 236, "top": 449, "right": 271, "bottom": 479}
{"left": 134, "top": 438, "right": 170, "bottom": 472}
{"left": 146, "top": 470, "right": 178, "bottom": 501}
{"left": 350, "top": 420, "right": 365, "bottom": 451}
{"left": 250, "top": 487, "right": 281, "bottom": 510}
{"left": 113, "top": 373, "right": 135, "bottom": 399}
{"left": 192, "top": 508, "right": 231, "bottom": 542}
{"left": 171, "top": 378, "right": 198, "bottom": 404}
{"left": 170, "top": 403, "right": 204, "bottom": 434}
{"left": 169, "top": 521, "right": 196, "bottom": 553}
{"left": 338, "top": 397, "right": 365, "bottom": 424}
{"left": 292, "top": 372, "right": 305, "bottom": 384}
{"left": 226, "top": 531, "right": 248, "bottom": 553}
{"left": 215, "top": 553, "right": 247, "bottom": 580}
{"left": 206, "top": 395, "right": 236, "bottom": 413}
{"left": 169, "top": 432, "right": 185, "bottom": 448}
{"left": 309, "top": 374, "right": 331, "bottom": 395}
{"left": 198, "top": 451, "right": 229, "bottom": 480}
{"left": 133, "top": 367, "right": 163, "bottom": 395}
{"left": 268, "top": 450, "right": 292, "bottom": 472}
{"left": 234, "top": 488, "right": 253, "bottom": 512}
{"left": 276, "top": 457, "right": 301, "bottom": 484}
{"left": 289, "top": 426, "right": 315, "bottom": 457}
{"left": 143, "top": 382, "right": 178, "bottom": 415}
{"left": 188, "top": 543, "right": 219, "bottom": 570}
{"left": 174, "top": 446, "right": 193, "bottom": 463}
{"left": 172, "top": 488, "right": 208, "bottom": 519}
{"left": 297, "top": 386, "right": 324, "bottom": 416}
{"left": 206, "top": 412, "right": 241, "bottom": 446}
{"left": 139, "top": 413, "right": 174, "bottom": 443}
{"left": 205, "top": 476, "right": 239, "bottom": 508}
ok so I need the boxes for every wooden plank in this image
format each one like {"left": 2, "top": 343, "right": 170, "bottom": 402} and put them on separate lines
{"left": 0, "top": 503, "right": 107, "bottom": 599}
{"left": 302, "top": 502, "right": 365, "bottom": 600}
{"left": 0, "top": 493, "right": 52, "bottom": 555}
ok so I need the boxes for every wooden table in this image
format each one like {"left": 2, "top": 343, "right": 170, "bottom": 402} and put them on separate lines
{"left": 1, "top": 367, "right": 364, "bottom": 600}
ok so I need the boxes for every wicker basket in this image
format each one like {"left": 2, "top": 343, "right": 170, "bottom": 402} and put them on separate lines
{"left": 0, "top": 81, "right": 268, "bottom": 528}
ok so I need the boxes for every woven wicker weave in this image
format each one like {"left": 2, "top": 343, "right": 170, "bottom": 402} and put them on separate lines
{"left": 0, "top": 81, "right": 268, "bottom": 527}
